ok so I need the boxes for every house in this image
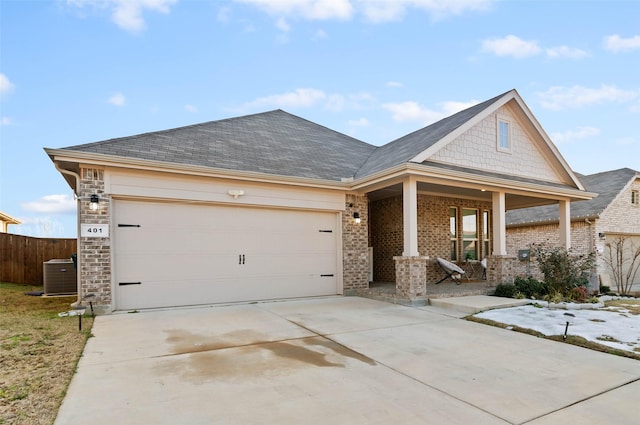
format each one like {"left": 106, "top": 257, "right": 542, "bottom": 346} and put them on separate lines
{"left": 506, "top": 168, "right": 640, "bottom": 291}
{"left": 46, "top": 89, "right": 595, "bottom": 313}
{"left": 0, "top": 210, "right": 21, "bottom": 233}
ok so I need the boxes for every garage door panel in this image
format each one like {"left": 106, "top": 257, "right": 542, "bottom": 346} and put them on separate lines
{"left": 114, "top": 200, "right": 340, "bottom": 310}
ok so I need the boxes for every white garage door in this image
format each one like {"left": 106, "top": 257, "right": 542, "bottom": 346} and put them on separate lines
{"left": 113, "top": 200, "right": 339, "bottom": 310}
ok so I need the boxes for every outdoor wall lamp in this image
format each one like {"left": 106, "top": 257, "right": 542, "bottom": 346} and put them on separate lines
{"left": 598, "top": 232, "right": 606, "bottom": 240}
{"left": 89, "top": 194, "right": 100, "bottom": 211}
{"left": 353, "top": 212, "right": 361, "bottom": 224}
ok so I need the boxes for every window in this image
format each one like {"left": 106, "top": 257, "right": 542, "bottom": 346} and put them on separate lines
{"left": 483, "top": 210, "right": 491, "bottom": 258}
{"left": 462, "top": 208, "right": 478, "bottom": 260}
{"left": 450, "top": 208, "right": 458, "bottom": 261}
{"left": 497, "top": 116, "right": 511, "bottom": 152}
{"left": 632, "top": 190, "right": 639, "bottom": 206}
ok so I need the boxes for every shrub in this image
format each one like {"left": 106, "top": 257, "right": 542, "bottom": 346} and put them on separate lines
{"left": 531, "top": 244, "right": 595, "bottom": 297}
{"left": 494, "top": 283, "right": 517, "bottom": 298}
{"left": 514, "top": 276, "right": 549, "bottom": 299}
{"left": 568, "top": 286, "right": 589, "bottom": 303}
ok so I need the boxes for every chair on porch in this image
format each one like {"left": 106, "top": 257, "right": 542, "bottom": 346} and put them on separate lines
{"left": 435, "top": 258, "right": 465, "bottom": 285}
{"left": 481, "top": 258, "right": 487, "bottom": 279}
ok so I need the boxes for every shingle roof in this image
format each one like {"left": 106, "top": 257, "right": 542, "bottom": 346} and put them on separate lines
{"left": 354, "top": 91, "right": 511, "bottom": 178}
{"left": 63, "top": 110, "right": 376, "bottom": 182}
{"left": 506, "top": 168, "right": 639, "bottom": 225}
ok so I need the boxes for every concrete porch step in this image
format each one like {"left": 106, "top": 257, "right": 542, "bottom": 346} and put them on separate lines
{"left": 428, "top": 295, "right": 531, "bottom": 315}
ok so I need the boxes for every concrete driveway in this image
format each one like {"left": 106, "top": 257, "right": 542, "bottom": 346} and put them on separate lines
{"left": 55, "top": 297, "right": 640, "bottom": 425}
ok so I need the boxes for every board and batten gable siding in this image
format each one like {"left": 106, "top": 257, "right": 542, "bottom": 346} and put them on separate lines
{"left": 429, "top": 105, "right": 561, "bottom": 184}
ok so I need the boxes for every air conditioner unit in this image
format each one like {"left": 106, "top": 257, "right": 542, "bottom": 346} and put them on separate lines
{"left": 43, "top": 259, "right": 77, "bottom": 295}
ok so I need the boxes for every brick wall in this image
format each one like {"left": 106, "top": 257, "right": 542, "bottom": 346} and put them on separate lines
{"left": 78, "top": 168, "right": 111, "bottom": 310}
{"left": 370, "top": 194, "right": 492, "bottom": 283}
{"left": 342, "top": 194, "right": 369, "bottom": 291}
{"left": 506, "top": 220, "right": 596, "bottom": 278}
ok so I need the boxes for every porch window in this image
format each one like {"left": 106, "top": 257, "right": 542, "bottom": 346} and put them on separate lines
{"left": 450, "top": 207, "right": 458, "bottom": 261}
{"left": 462, "top": 208, "right": 478, "bottom": 260}
{"left": 483, "top": 210, "right": 491, "bottom": 257}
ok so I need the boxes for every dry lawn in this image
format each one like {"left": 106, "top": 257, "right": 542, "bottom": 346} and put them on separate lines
{"left": 0, "top": 283, "right": 93, "bottom": 425}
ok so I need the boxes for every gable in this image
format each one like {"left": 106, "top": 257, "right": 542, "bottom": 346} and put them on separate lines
{"left": 428, "top": 103, "right": 570, "bottom": 186}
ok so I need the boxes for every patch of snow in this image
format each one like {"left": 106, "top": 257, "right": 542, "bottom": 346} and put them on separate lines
{"left": 475, "top": 305, "right": 640, "bottom": 353}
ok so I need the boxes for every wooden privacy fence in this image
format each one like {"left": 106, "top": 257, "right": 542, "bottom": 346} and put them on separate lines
{"left": 0, "top": 233, "right": 77, "bottom": 285}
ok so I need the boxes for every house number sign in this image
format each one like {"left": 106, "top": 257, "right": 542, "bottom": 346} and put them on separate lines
{"left": 81, "top": 224, "right": 109, "bottom": 237}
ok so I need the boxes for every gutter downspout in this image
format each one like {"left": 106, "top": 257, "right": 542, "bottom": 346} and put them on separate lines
{"left": 53, "top": 162, "right": 82, "bottom": 306}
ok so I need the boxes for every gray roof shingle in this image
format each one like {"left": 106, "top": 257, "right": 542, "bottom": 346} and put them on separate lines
{"left": 354, "top": 91, "right": 511, "bottom": 178}
{"left": 64, "top": 110, "right": 376, "bottom": 182}
{"left": 506, "top": 168, "right": 639, "bottom": 225}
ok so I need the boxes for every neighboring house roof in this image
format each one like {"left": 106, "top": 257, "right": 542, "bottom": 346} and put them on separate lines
{"left": 0, "top": 211, "right": 21, "bottom": 232}
{"left": 63, "top": 110, "right": 376, "bottom": 182}
{"left": 0, "top": 211, "right": 21, "bottom": 225}
{"left": 506, "top": 168, "right": 639, "bottom": 226}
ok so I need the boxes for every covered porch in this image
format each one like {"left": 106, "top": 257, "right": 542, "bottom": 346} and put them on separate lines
{"left": 357, "top": 165, "right": 582, "bottom": 305}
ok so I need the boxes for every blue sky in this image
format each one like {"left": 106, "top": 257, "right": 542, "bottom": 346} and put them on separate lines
{"left": 1, "top": 0, "right": 639, "bottom": 238}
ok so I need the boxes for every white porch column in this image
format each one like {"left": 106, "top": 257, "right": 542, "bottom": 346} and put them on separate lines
{"left": 402, "top": 176, "right": 419, "bottom": 256}
{"left": 492, "top": 191, "right": 507, "bottom": 256}
{"left": 559, "top": 200, "right": 571, "bottom": 249}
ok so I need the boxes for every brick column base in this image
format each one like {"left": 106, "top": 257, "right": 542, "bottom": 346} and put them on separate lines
{"left": 486, "top": 255, "right": 517, "bottom": 285}
{"left": 394, "top": 256, "right": 429, "bottom": 305}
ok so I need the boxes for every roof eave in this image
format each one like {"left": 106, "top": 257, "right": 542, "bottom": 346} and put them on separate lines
{"left": 352, "top": 162, "right": 597, "bottom": 201}
{"left": 45, "top": 148, "right": 353, "bottom": 191}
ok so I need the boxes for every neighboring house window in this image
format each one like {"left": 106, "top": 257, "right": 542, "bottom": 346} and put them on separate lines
{"left": 462, "top": 208, "right": 478, "bottom": 260}
{"left": 483, "top": 210, "right": 491, "bottom": 258}
{"left": 497, "top": 116, "right": 511, "bottom": 152}
{"left": 632, "top": 190, "right": 639, "bottom": 206}
{"left": 450, "top": 207, "right": 458, "bottom": 261}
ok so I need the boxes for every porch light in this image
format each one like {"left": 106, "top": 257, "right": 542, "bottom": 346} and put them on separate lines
{"left": 353, "top": 212, "right": 361, "bottom": 224}
{"left": 89, "top": 194, "right": 100, "bottom": 211}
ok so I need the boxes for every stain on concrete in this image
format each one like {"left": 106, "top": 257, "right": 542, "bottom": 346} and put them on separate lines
{"left": 156, "top": 334, "right": 377, "bottom": 384}
{"left": 164, "top": 328, "right": 266, "bottom": 355}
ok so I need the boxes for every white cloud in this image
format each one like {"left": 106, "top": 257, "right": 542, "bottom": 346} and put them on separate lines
{"left": 359, "top": 0, "right": 492, "bottom": 23}
{"left": 386, "top": 81, "right": 403, "bottom": 88}
{"left": 546, "top": 45, "right": 589, "bottom": 59}
{"left": 382, "top": 98, "right": 478, "bottom": 125}
{"left": 604, "top": 34, "right": 640, "bottom": 53}
{"left": 0, "top": 73, "right": 15, "bottom": 95}
{"left": 550, "top": 126, "right": 600, "bottom": 144}
{"left": 1, "top": 117, "right": 12, "bottom": 126}
{"left": 481, "top": 35, "right": 541, "bottom": 59}
{"left": 242, "top": 88, "right": 327, "bottom": 110}
{"left": 108, "top": 92, "right": 126, "bottom": 106}
{"left": 482, "top": 35, "right": 588, "bottom": 60}
{"left": 217, "top": 6, "right": 231, "bottom": 22}
{"left": 236, "top": 88, "right": 375, "bottom": 113}
{"left": 276, "top": 17, "right": 291, "bottom": 32}
{"left": 537, "top": 85, "right": 639, "bottom": 110}
{"left": 235, "top": 0, "right": 490, "bottom": 23}
{"left": 348, "top": 117, "right": 370, "bottom": 127}
{"left": 615, "top": 137, "right": 636, "bottom": 146}
{"left": 66, "top": 0, "right": 177, "bottom": 33}
{"left": 313, "top": 29, "right": 327, "bottom": 40}
{"left": 184, "top": 104, "right": 198, "bottom": 113}
{"left": 236, "top": 0, "right": 353, "bottom": 20}
{"left": 21, "top": 194, "right": 77, "bottom": 214}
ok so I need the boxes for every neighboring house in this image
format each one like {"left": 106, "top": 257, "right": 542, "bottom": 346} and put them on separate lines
{"left": 507, "top": 168, "right": 640, "bottom": 289}
{"left": 0, "top": 211, "right": 21, "bottom": 233}
{"left": 46, "top": 89, "right": 595, "bottom": 313}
